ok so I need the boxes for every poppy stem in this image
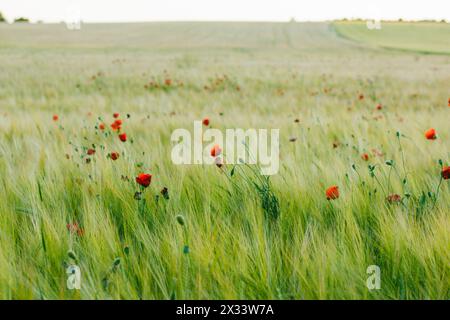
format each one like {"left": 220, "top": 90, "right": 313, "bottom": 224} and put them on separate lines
{"left": 431, "top": 176, "right": 443, "bottom": 210}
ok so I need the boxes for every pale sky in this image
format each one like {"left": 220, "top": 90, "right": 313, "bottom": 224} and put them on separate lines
{"left": 0, "top": 0, "right": 449, "bottom": 23}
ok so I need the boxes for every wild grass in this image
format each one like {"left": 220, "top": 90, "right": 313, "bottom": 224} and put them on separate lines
{"left": 0, "top": 22, "right": 448, "bottom": 299}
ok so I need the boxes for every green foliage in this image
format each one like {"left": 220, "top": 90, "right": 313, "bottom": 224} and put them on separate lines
{"left": 14, "top": 17, "right": 29, "bottom": 23}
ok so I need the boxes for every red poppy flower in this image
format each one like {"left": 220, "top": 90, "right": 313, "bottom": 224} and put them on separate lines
{"left": 136, "top": 173, "right": 152, "bottom": 188}
{"left": 110, "top": 152, "right": 119, "bottom": 161}
{"left": 99, "top": 123, "right": 105, "bottom": 130}
{"left": 53, "top": 115, "right": 58, "bottom": 121}
{"left": 66, "top": 222, "right": 84, "bottom": 236}
{"left": 87, "top": 148, "right": 95, "bottom": 155}
{"left": 442, "top": 166, "right": 450, "bottom": 180}
{"left": 376, "top": 104, "right": 382, "bottom": 110}
{"left": 210, "top": 144, "right": 222, "bottom": 157}
{"left": 386, "top": 194, "right": 402, "bottom": 204}
{"left": 448, "top": 98, "right": 450, "bottom": 107}
{"left": 425, "top": 128, "right": 437, "bottom": 140}
{"left": 361, "top": 153, "right": 369, "bottom": 161}
{"left": 326, "top": 186, "right": 339, "bottom": 200}
{"left": 202, "top": 117, "right": 210, "bottom": 126}
{"left": 111, "top": 119, "right": 122, "bottom": 131}
{"left": 113, "top": 113, "right": 119, "bottom": 118}
{"left": 111, "top": 122, "right": 120, "bottom": 131}
{"left": 119, "top": 133, "right": 127, "bottom": 142}
{"left": 164, "top": 79, "right": 172, "bottom": 86}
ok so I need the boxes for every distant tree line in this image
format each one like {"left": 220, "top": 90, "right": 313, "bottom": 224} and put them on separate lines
{"left": 336, "top": 18, "right": 448, "bottom": 23}
{"left": 0, "top": 11, "right": 30, "bottom": 23}
{"left": 14, "top": 17, "right": 29, "bottom": 23}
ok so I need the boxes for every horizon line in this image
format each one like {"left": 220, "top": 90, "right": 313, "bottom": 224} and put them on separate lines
{"left": 2, "top": 18, "right": 450, "bottom": 24}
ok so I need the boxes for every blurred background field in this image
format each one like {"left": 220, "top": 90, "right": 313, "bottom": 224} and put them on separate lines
{"left": 334, "top": 21, "right": 450, "bottom": 55}
{"left": 0, "top": 21, "right": 448, "bottom": 299}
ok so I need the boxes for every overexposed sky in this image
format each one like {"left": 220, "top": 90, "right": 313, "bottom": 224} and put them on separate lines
{"left": 0, "top": 0, "right": 449, "bottom": 23}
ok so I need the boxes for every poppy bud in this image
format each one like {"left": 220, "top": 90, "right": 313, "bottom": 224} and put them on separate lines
{"left": 68, "top": 250, "right": 77, "bottom": 261}
{"left": 113, "top": 258, "right": 121, "bottom": 267}
{"left": 110, "top": 152, "right": 119, "bottom": 161}
{"left": 176, "top": 214, "right": 185, "bottom": 226}
{"left": 160, "top": 187, "right": 169, "bottom": 200}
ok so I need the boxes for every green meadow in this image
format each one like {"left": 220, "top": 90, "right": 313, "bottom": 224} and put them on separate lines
{"left": 0, "top": 21, "right": 448, "bottom": 299}
{"left": 333, "top": 21, "right": 450, "bottom": 55}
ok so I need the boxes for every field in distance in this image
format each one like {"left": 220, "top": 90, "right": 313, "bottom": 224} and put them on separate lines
{"left": 333, "top": 21, "right": 450, "bottom": 55}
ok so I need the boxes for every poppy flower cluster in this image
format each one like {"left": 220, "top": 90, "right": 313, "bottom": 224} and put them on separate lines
{"left": 203, "top": 74, "right": 240, "bottom": 92}
{"left": 144, "top": 77, "right": 183, "bottom": 90}
{"left": 107, "top": 113, "right": 128, "bottom": 142}
{"left": 111, "top": 119, "right": 122, "bottom": 131}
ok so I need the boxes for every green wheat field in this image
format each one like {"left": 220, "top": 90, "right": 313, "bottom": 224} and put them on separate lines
{"left": 0, "top": 21, "right": 449, "bottom": 299}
